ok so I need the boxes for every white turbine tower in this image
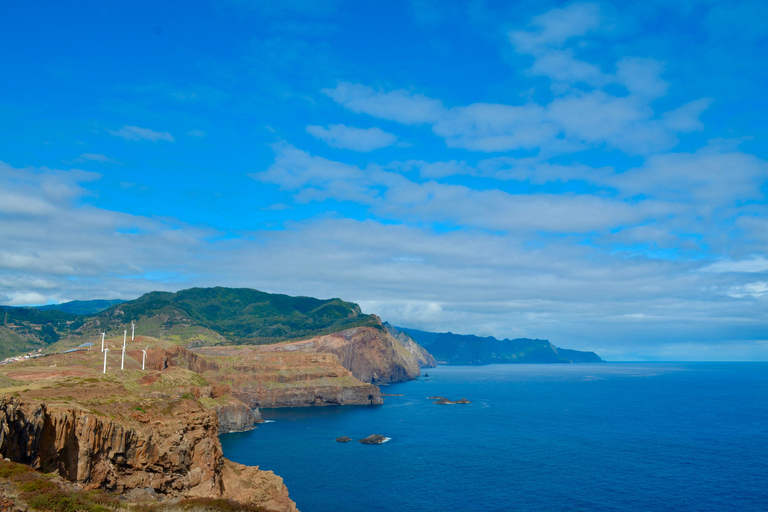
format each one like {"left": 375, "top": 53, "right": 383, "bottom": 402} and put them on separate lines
{"left": 101, "top": 332, "right": 105, "bottom": 352}
{"left": 103, "top": 347, "right": 109, "bottom": 374}
{"left": 131, "top": 321, "right": 135, "bottom": 341}
{"left": 141, "top": 345, "right": 148, "bottom": 370}
{"left": 121, "top": 330, "right": 127, "bottom": 370}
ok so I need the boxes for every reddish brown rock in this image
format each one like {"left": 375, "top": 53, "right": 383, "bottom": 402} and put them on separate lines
{"left": 0, "top": 395, "right": 296, "bottom": 511}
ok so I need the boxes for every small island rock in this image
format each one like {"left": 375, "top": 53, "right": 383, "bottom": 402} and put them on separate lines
{"left": 359, "top": 434, "right": 388, "bottom": 444}
{"left": 430, "top": 396, "right": 471, "bottom": 404}
{"left": 336, "top": 436, "right": 352, "bottom": 443}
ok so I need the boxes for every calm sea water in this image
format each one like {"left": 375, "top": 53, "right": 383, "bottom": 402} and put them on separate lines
{"left": 220, "top": 363, "right": 768, "bottom": 512}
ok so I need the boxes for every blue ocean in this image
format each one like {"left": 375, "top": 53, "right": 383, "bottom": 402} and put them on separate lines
{"left": 220, "top": 363, "right": 768, "bottom": 512}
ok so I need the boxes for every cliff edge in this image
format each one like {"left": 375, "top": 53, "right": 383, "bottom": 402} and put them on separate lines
{"left": 0, "top": 347, "right": 299, "bottom": 511}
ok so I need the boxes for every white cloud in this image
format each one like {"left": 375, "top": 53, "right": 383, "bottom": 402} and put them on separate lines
{"left": 0, "top": 162, "right": 211, "bottom": 304}
{"left": 251, "top": 144, "right": 669, "bottom": 233}
{"left": 728, "top": 281, "right": 768, "bottom": 298}
{"left": 306, "top": 124, "right": 398, "bottom": 151}
{"left": 615, "top": 57, "right": 669, "bottom": 100}
{"left": 73, "top": 153, "right": 117, "bottom": 164}
{"left": 321, "top": 82, "right": 445, "bottom": 125}
{"left": 322, "top": 4, "right": 711, "bottom": 155}
{"left": 509, "top": 3, "right": 602, "bottom": 52}
{"left": 250, "top": 142, "right": 377, "bottom": 203}
{"left": 401, "top": 160, "right": 473, "bottom": 179}
{"left": 702, "top": 257, "right": 768, "bottom": 273}
{"left": 2, "top": 161, "right": 767, "bottom": 359}
{"left": 613, "top": 145, "right": 768, "bottom": 204}
{"left": 109, "top": 125, "right": 175, "bottom": 142}
{"left": 433, "top": 103, "right": 559, "bottom": 152}
{"left": 662, "top": 99, "right": 712, "bottom": 132}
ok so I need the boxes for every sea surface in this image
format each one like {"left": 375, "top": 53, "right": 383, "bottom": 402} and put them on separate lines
{"left": 220, "top": 363, "right": 768, "bottom": 512}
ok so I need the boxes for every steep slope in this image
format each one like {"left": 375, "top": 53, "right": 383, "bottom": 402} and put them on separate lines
{"left": 166, "top": 344, "right": 383, "bottom": 408}
{"left": 399, "top": 328, "right": 602, "bottom": 364}
{"left": 251, "top": 322, "right": 422, "bottom": 384}
{"left": 0, "top": 349, "right": 298, "bottom": 510}
{"left": 383, "top": 322, "right": 436, "bottom": 368}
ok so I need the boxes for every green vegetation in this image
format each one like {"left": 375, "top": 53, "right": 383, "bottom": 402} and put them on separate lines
{"left": 136, "top": 498, "right": 271, "bottom": 512}
{"left": 80, "top": 287, "right": 380, "bottom": 345}
{"left": 0, "top": 307, "right": 86, "bottom": 359}
{"left": 0, "top": 460, "right": 118, "bottom": 512}
{"left": 0, "top": 287, "right": 380, "bottom": 357}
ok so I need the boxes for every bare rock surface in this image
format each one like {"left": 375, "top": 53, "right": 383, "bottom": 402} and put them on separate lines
{"left": 0, "top": 395, "right": 296, "bottom": 511}
{"left": 359, "top": 434, "right": 388, "bottom": 444}
{"left": 258, "top": 323, "right": 421, "bottom": 384}
{"left": 429, "top": 396, "right": 472, "bottom": 404}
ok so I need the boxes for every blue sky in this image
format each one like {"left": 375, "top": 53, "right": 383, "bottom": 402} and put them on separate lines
{"left": 2, "top": 1, "right": 767, "bottom": 360}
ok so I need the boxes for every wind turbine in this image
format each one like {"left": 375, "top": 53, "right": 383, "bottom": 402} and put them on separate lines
{"left": 103, "top": 347, "right": 109, "bottom": 374}
{"left": 121, "top": 330, "right": 127, "bottom": 370}
{"left": 131, "top": 321, "right": 135, "bottom": 341}
{"left": 100, "top": 332, "right": 105, "bottom": 352}
{"left": 141, "top": 345, "right": 148, "bottom": 370}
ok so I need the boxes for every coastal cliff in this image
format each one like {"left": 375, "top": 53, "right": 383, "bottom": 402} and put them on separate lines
{"left": 0, "top": 395, "right": 296, "bottom": 511}
{"left": 256, "top": 323, "right": 422, "bottom": 384}
{"left": 383, "top": 322, "right": 437, "bottom": 368}
{"left": 191, "top": 347, "right": 383, "bottom": 408}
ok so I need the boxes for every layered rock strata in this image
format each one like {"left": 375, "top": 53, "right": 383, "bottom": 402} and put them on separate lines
{"left": 190, "top": 347, "right": 382, "bottom": 408}
{"left": 256, "top": 325, "right": 421, "bottom": 384}
{"left": 0, "top": 395, "right": 296, "bottom": 511}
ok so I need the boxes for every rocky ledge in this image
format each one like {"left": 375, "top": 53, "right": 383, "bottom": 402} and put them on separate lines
{"left": 0, "top": 395, "right": 296, "bottom": 511}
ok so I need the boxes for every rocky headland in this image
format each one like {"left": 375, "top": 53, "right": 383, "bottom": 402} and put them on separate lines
{"left": 0, "top": 314, "right": 428, "bottom": 509}
{"left": 0, "top": 346, "right": 298, "bottom": 511}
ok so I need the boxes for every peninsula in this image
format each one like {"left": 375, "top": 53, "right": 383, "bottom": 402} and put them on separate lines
{"left": 0, "top": 287, "right": 433, "bottom": 510}
{"left": 0, "top": 286, "right": 602, "bottom": 510}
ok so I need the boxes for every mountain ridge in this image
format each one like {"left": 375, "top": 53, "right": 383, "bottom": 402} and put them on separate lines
{"left": 398, "top": 327, "right": 602, "bottom": 364}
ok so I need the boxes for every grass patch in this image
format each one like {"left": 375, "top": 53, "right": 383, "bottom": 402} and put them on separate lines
{"left": 136, "top": 498, "right": 270, "bottom": 512}
{"left": 22, "top": 488, "right": 117, "bottom": 512}
{"left": 3, "top": 463, "right": 119, "bottom": 512}
{"left": 0, "top": 460, "right": 33, "bottom": 478}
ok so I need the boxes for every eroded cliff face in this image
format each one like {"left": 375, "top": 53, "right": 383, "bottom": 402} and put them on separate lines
{"left": 190, "top": 348, "right": 383, "bottom": 408}
{"left": 383, "top": 322, "right": 437, "bottom": 368}
{"left": 0, "top": 395, "right": 296, "bottom": 511}
{"left": 259, "top": 325, "right": 422, "bottom": 384}
{"left": 215, "top": 402, "right": 262, "bottom": 433}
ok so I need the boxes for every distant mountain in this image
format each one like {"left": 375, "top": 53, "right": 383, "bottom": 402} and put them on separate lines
{"left": 34, "top": 299, "right": 125, "bottom": 315}
{"left": 397, "top": 327, "right": 602, "bottom": 364}
{"left": 382, "top": 322, "right": 436, "bottom": 368}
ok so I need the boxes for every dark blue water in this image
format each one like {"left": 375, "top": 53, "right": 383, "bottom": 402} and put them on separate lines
{"left": 220, "top": 363, "right": 768, "bottom": 512}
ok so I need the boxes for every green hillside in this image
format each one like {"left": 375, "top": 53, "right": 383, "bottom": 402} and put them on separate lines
{"left": 0, "top": 307, "right": 85, "bottom": 359}
{"left": 71, "top": 287, "right": 380, "bottom": 347}
{"left": 1, "top": 287, "right": 380, "bottom": 357}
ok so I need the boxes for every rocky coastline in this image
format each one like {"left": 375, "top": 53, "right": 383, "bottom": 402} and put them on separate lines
{"left": 0, "top": 395, "right": 297, "bottom": 511}
{"left": 0, "top": 319, "right": 429, "bottom": 510}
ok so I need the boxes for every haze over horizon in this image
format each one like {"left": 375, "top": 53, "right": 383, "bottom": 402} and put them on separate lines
{"left": 2, "top": 1, "right": 767, "bottom": 361}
